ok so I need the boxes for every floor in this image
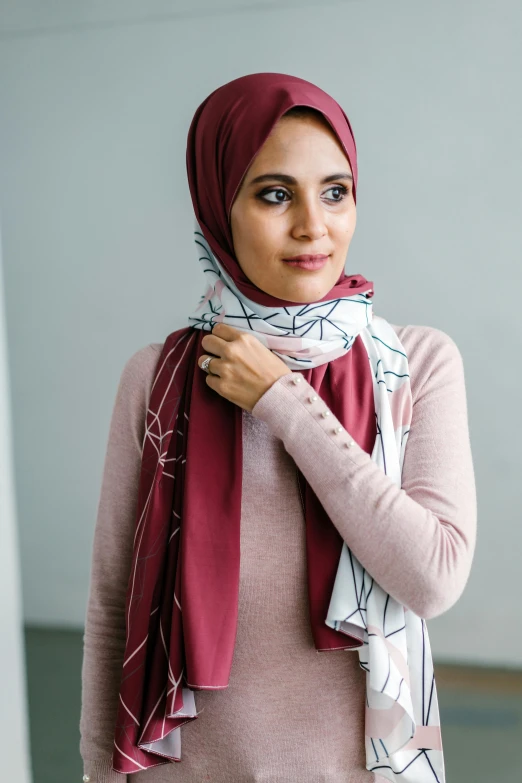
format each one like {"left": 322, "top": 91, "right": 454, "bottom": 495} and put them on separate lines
{"left": 24, "top": 626, "right": 522, "bottom": 783}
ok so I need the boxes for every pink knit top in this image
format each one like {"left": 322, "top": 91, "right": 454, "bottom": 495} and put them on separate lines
{"left": 79, "top": 322, "right": 477, "bottom": 783}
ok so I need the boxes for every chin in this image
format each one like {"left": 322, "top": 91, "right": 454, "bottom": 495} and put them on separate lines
{"left": 277, "top": 280, "right": 335, "bottom": 303}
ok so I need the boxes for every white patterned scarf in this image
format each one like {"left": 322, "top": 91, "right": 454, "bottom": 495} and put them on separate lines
{"left": 187, "top": 218, "right": 446, "bottom": 783}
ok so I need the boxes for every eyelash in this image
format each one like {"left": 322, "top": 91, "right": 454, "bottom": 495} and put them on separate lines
{"left": 257, "top": 184, "right": 350, "bottom": 205}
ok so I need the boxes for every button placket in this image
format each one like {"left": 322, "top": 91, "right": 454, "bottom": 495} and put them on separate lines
{"left": 289, "top": 374, "right": 356, "bottom": 450}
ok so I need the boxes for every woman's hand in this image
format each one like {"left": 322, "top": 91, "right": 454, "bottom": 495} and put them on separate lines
{"left": 198, "top": 322, "right": 293, "bottom": 413}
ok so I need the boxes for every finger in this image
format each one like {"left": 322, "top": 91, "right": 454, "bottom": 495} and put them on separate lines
{"left": 201, "top": 334, "right": 224, "bottom": 355}
{"left": 210, "top": 322, "right": 240, "bottom": 341}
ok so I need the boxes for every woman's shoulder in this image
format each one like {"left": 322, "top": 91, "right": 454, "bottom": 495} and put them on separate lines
{"left": 388, "top": 320, "right": 461, "bottom": 355}
{"left": 121, "top": 341, "right": 164, "bottom": 378}
{"left": 384, "top": 320, "right": 465, "bottom": 401}
{"left": 116, "top": 342, "right": 165, "bottom": 406}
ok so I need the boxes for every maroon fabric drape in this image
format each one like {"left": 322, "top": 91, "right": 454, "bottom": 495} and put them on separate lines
{"left": 112, "top": 72, "right": 376, "bottom": 774}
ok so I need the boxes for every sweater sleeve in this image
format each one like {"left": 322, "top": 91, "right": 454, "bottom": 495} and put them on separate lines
{"left": 251, "top": 325, "right": 477, "bottom": 621}
{"left": 79, "top": 343, "right": 162, "bottom": 783}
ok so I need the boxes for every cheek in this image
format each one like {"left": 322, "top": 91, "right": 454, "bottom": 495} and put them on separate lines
{"left": 232, "top": 213, "right": 281, "bottom": 279}
{"left": 245, "top": 214, "right": 283, "bottom": 258}
{"left": 335, "top": 213, "right": 356, "bottom": 243}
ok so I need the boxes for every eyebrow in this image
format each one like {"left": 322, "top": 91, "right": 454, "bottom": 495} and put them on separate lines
{"left": 248, "top": 171, "right": 353, "bottom": 186}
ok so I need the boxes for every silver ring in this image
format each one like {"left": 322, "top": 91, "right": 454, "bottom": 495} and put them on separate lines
{"left": 201, "top": 356, "right": 214, "bottom": 374}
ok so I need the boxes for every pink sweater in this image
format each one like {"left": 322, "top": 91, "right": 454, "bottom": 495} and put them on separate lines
{"left": 79, "top": 322, "right": 477, "bottom": 783}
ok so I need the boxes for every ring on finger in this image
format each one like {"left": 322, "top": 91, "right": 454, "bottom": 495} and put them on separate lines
{"left": 200, "top": 355, "right": 215, "bottom": 374}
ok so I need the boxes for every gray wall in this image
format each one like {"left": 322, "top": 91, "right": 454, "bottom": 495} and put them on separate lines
{"left": 1, "top": 0, "right": 520, "bottom": 666}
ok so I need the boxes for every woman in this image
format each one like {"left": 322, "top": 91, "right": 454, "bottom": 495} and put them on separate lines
{"left": 79, "top": 73, "right": 476, "bottom": 783}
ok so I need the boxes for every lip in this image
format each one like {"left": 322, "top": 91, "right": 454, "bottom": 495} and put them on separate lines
{"left": 282, "top": 254, "right": 329, "bottom": 270}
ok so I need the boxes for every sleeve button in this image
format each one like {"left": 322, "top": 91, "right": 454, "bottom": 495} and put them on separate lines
{"left": 333, "top": 426, "right": 343, "bottom": 434}
{"left": 344, "top": 439, "right": 355, "bottom": 448}
{"left": 308, "top": 394, "right": 318, "bottom": 403}
{"left": 291, "top": 374, "right": 302, "bottom": 384}
{"left": 83, "top": 775, "right": 91, "bottom": 782}
{"left": 321, "top": 410, "right": 330, "bottom": 418}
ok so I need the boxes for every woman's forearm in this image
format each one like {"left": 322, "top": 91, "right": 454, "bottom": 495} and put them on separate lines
{"left": 251, "top": 329, "right": 477, "bottom": 620}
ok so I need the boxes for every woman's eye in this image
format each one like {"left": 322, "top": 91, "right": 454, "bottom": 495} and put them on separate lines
{"left": 324, "top": 185, "right": 349, "bottom": 202}
{"left": 258, "top": 185, "right": 348, "bottom": 205}
{"left": 259, "top": 188, "right": 290, "bottom": 204}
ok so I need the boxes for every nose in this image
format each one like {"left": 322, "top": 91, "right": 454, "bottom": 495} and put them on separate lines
{"left": 291, "top": 194, "right": 327, "bottom": 242}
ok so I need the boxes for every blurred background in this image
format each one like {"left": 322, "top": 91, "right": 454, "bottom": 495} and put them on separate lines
{"left": 1, "top": 1, "right": 521, "bottom": 781}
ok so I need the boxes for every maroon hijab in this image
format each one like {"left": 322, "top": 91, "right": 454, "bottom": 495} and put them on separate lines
{"left": 112, "top": 72, "right": 376, "bottom": 774}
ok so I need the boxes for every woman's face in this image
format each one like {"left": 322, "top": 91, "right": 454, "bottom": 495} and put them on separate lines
{"left": 229, "top": 112, "right": 356, "bottom": 303}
